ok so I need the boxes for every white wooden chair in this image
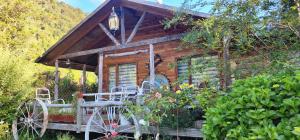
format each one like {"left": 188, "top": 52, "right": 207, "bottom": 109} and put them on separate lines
{"left": 139, "top": 81, "right": 161, "bottom": 94}
{"left": 35, "top": 88, "right": 65, "bottom": 104}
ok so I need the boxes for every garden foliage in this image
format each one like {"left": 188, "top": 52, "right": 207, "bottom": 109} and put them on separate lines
{"left": 129, "top": 84, "right": 202, "bottom": 130}
{"left": 203, "top": 71, "right": 300, "bottom": 139}
{"left": 0, "top": 121, "right": 9, "bottom": 140}
{"left": 0, "top": 0, "right": 86, "bottom": 137}
{"left": 0, "top": 48, "right": 35, "bottom": 122}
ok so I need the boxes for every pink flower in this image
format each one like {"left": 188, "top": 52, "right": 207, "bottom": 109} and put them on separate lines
{"left": 111, "top": 131, "right": 118, "bottom": 137}
{"left": 112, "top": 123, "right": 119, "bottom": 129}
{"left": 155, "top": 92, "right": 162, "bottom": 99}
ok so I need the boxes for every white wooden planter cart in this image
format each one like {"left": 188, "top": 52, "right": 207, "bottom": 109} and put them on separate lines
{"left": 12, "top": 83, "right": 150, "bottom": 140}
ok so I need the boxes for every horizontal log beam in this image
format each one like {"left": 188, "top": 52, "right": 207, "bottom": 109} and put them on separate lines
{"left": 45, "top": 104, "right": 73, "bottom": 108}
{"left": 105, "top": 49, "right": 147, "bottom": 57}
{"left": 58, "top": 33, "right": 186, "bottom": 59}
{"left": 81, "top": 101, "right": 124, "bottom": 107}
{"left": 46, "top": 123, "right": 203, "bottom": 138}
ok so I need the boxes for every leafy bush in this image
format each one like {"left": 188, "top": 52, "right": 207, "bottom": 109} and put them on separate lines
{"left": 0, "top": 121, "right": 9, "bottom": 139}
{"left": 195, "top": 87, "right": 220, "bottom": 111}
{"left": 49, "top": 72, "right": 78, "bottom": 102}
{"left": 56, "top": 133, "right": 75, "bottom": 140}
{"left": 203, "top": 71, "right": 300, "bottom": 139}
{"left": 0, "top": 48, "right": 35, "bottom": 122}
{"left": 130, "top": 83, "right": 201, "bottom": 130}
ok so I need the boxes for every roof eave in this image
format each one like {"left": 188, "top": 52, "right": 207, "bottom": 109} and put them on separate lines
{"left": 35, "top": 0, "right": 210, "bottom": 64}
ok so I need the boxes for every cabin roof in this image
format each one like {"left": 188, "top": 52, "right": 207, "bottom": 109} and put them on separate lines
{"left": 35, "top": 0, "right": 209, "bottom": 70}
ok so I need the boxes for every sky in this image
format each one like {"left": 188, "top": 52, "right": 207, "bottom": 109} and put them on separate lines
{"left": 59, "top": 0, "right": 211, "bottom": 14}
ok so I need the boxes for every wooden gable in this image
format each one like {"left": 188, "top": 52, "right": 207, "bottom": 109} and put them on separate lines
{"left": 35, "top": 0, "right": 208, "bottom": 71}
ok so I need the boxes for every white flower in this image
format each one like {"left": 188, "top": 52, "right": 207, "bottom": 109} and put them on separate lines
{"left": 139, "top": 119, "right": 149, "bottom": 126}
{"left": 0, "top": 120, "right": 4, "bottom": 124}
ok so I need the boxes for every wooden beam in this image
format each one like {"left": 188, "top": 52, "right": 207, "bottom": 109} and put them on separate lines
{"left": 58, "top": 33, "right": 185, "bottom": 59}
{"left": 98, "top": 53, "right": 104, "bottom": 93}
{"left": 223, "top": 35, "right": 232, "bottom": 90}
{"left": 81, "top": 101, "right": 124, "bottom": 107}
{"left": 149, "top": 44, "right": 155, "bottom": 89}
{"left": 126, "top": 12, "right": 146, "bottom": 44}
{"left": 46, "top": 123, "right": 203, "bottom": 138}
{"left": 45, "top": 104, "right": 73, "bottom": 108}
{"left": 121, "top": 0, "right": 209, "bottom": 18}
{"left": 120, "top": 7, "right": 126, "bottom": 46}
{"left": 128, "top": 33, "right": 184, "bottom": 47}
{"left": 82, "top": 64, "right": 87, "bottom": 93}
{"left": 98, "top": 23, "right": 121, "bottom": 46}
{"left": 76, "top": 98, "right": 83, "bottom": 133}
{"left": 54, "top": 60, "right": 59, "bottom": 100}
{"left": 37, "top": 0, "right": 115, "bottom": 64}
{"left": 105, "top": 49, "right": 147, "bottom": 57}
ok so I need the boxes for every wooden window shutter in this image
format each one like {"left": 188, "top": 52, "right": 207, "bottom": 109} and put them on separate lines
{"left": 118, "top": 63, "right": 137, "bottom": 87}
{"left": 191, "top": 56, "right": 219, "bottom": 87}
{"left": 177, "top": 59, "right": 190, "bottom": 84}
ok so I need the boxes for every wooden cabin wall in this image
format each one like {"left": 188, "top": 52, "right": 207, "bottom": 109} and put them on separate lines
{"left": 101, "top": 40, "right": 202, "bottom": 92}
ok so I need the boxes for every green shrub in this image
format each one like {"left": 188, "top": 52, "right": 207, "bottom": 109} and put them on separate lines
{"left": 129, "top": 83, "right": 201, "bottom": 130}
{"left": 195, "top": 87, "right": 221, "bottom": 111}
{"left": 0, "top": 121, "right": 10, "bottom": 139}
{"left": 203, "top": 71, "right": 300, "bottom": 139}
{"left": 0, "top": 48, "right": 35, "bottom": 122}
{"left": 56, "top": 133, "right": 75, "bottom": 140}
{"left": 49, "top": 72, "right": 78, "bottom": 102}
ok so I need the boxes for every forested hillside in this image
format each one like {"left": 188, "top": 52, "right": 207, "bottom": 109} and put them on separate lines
{"left": 0, "top": 0, "right": 86, "bottom": 60}
{"left": 0, "top": 0, "right": 86, "bottom": 128}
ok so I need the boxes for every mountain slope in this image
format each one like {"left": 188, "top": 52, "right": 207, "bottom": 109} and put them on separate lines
{"left": 0, "top": 0, "right": 86, "bottom": 60}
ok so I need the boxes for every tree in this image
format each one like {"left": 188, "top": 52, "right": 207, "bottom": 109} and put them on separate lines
{"left": 0, "top": 48, "right": 35, "bottom": 122}
{"left": 0, "top": 0, "right": 86, "bottom": 123}
{"left": 0, "top": 0, "right": 86, "bottom": 60}
{"left": 165, "top": 0, "right": 300, "bottom": 88}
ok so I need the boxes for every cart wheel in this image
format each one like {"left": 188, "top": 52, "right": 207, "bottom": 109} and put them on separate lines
{"left": 12, "top": 99, "right": 48, "bottom": 140}
{"left": 85, "top": 106, "right": 141, "bottom": 140}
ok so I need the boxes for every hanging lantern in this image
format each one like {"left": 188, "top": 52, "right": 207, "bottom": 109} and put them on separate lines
{"left": 66, "top": 59, "right": 71, "bottom": 65}
{"left": 108, "top": 7, "right": 119, "bottom": 32}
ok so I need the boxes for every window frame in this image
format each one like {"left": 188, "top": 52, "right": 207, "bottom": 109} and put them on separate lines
{"left": 108, "top": 62, "right": 138, "bottom": 90}
{"left": 176, "top": 54, "right": 220, "bottom": 87}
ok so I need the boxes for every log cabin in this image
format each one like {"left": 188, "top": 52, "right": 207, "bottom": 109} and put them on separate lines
{"left": 35, "top": 0, "right": 218, "bottom": 100}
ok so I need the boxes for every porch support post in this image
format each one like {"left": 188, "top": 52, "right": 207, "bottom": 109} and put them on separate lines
{"left": 223, "top": 35, "right": 232, "bottom": 90}
{"left": 120, "top": 7, "right": 126, "bottom": 46}
{"left": 76, "top": 98, "right": 83, "bottom": 133}
{"left": 149, "top": 44, "right": 155, "bottom": 89}
{"left": 98, "top": 53, "right": 104, "bottom": 93}
{"left": 82, "top": 64, "right": 87, "bottom": 93}
{"left": 54, "top": 60, "right": 59, "bottom": 100}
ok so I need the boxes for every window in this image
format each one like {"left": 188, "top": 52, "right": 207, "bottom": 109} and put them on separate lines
{"left": 177, "top": 56, "right": 219, "bottom": 88}
{"left": 108, "top": 63, "right": 137, "bottom": 90}
{"left": 118, "top": 63, "right": 137, "bottom": 87}
{"left": 108, "top": 66, "right": 116, "bottom": 90}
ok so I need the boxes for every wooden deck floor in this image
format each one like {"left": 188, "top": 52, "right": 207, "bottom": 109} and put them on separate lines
{"left": 46, "top": 123, "right": 203, "bottom": 138}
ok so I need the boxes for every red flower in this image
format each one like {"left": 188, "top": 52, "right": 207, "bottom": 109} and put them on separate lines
{"left": 111, "top": 131, "right": 118, "bottom": 137}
